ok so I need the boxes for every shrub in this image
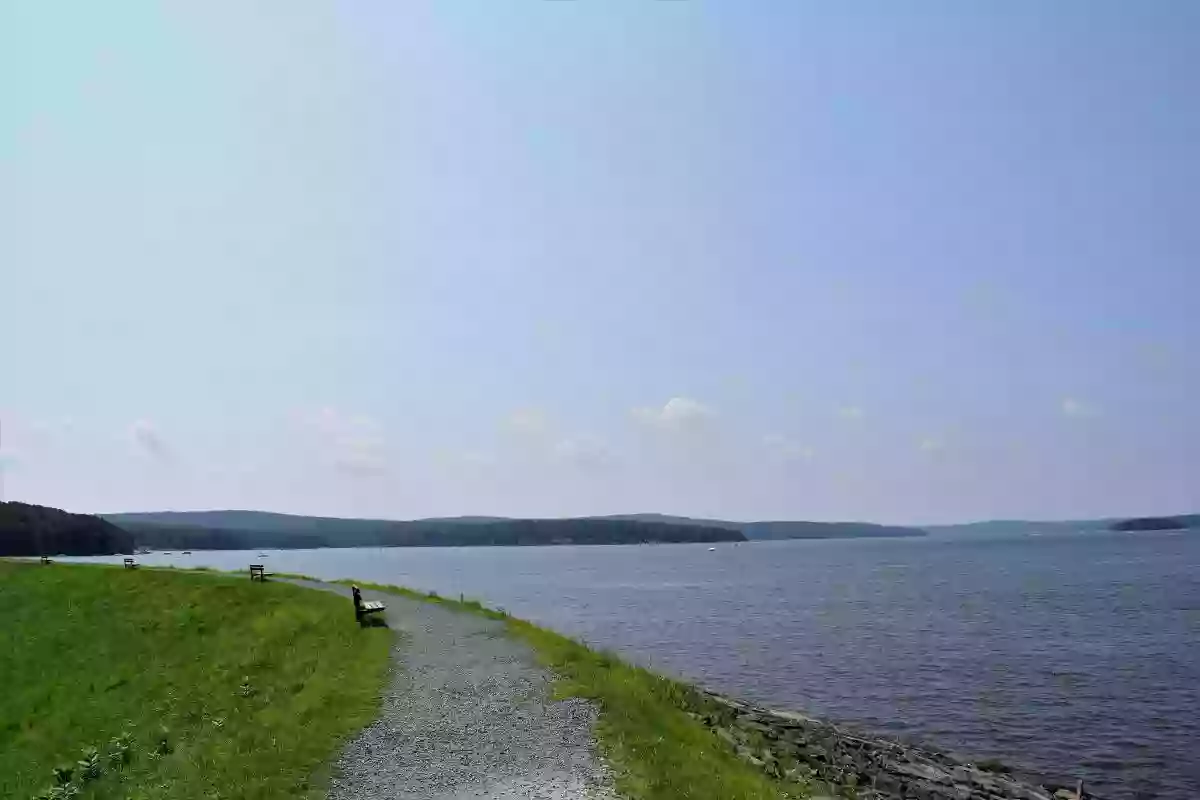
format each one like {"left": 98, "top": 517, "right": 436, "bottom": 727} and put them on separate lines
{"left": 76, "top": 748, "right": 102, "bottom": 782}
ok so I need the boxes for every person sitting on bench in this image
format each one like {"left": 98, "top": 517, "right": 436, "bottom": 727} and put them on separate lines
{"left": 352, "top": 585, "right": 363, "bottom": 619}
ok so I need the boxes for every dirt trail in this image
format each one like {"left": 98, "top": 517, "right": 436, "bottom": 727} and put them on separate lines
{"left": 286, "top": 579, "right": 612, "bottom": 800}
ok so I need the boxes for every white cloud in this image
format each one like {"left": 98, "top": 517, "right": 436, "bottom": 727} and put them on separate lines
{"left": 504, "top": 408, "right": 553, "bottom": 440}
{"left": 721, "top": 375, "right": 748, "bottom": 394}
{"left": 762, "top": 434, "right": 815, "bottom": 462}
{"left": 836, "top": 405, "right": 865, "bottom": 421}
{"left": 302, "top": 408, "right": 380, "bottom": 437}
{"left": 333, "top": 439, "right": 387, "bottom": 476}
{"left": 499, "top": 410, "right": 620, "bottom": 473}
{"left": 0, "top": 416, "right": 74, "bottom": 465}
{"left": 460, "top": 451, "right": 496, "bottom": 467}
{"left": 632, "top": 397, "right": 716, "bottom": 432}
{"left": 1060, "top": 397, "right": 1100, "bottom": 418}
{"left": 553, "top": 435, "right": 615, "bottom": 471}
{"left": 433, "top": 449, "right": 498, "bottom": 479}
{"left": 130, "top": 420, "right": 171, "bottom": 461}
{"left": 298, "top": 408, "right": 387, "bottom": 476}
{"left": 918, "top": 437, "right": 945, "bottom": 453}
{"left": 1140, "top": 343, "right": 1172, "bottom": 371}
{"left": 0, "top": 418, "right": 21, "bottom": 470}
{"left": 29, "top": 417, "right": 74, "bottom": 442}
{"left": 434, "top": 448, "right": 494, "bottom": 466}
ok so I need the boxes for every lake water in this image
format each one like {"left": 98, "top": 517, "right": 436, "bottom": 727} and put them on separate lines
{"left": 74, "top": 530, "right": 1199, "bottom": 799}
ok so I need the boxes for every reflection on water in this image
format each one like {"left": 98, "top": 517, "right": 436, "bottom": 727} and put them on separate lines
{"left": 72, "top": 530, "right": 1200, "bottom": 799}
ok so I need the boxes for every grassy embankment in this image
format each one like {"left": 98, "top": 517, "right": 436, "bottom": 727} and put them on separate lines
{"left": 0, "top": 561, "right": 391, "bottom": 800}
{"left": 4, "top": 560, "right": 811, "bottom": 800}
{"left": 339, "top": 579, "right": 813, "bottom": 800}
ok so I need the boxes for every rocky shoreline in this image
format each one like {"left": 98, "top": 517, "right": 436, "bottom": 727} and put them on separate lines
{"left": 692, "top": 690, "right": 1104, "bottom": 800}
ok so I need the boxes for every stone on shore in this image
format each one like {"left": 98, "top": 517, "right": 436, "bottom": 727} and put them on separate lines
{"left": 692, "top": 691, "right": 1103, "bottom": 800}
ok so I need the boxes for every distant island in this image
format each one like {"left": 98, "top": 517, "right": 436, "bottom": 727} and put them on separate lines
{"left": 0, "top": 501, "right": 134, "bottom": 556}
{"left": 1110, "top": 515, "right": 1200, "bottom": 532}
{"left": 98, "top": 509, "right": 928, "bottom": 552}
{"left": 926, "top": 514, "right": 1200, "bottom": 537}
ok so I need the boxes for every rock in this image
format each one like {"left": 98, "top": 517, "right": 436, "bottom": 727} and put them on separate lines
{"left": 742, "top": 719, "right": 777, "bottom": 737}
{"left": 872, "top": 772, "right": 903, "bottom": 795}
{"left": 691, "top": 690, "right": 1108, "bottom": 800}
{"left": 889, "top": 759, "right": 953, "bottom": 784}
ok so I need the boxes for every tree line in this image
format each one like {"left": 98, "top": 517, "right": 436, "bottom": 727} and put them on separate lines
{"left": 1, "top": 502, "right": 747, "bottom": 556}
{"left": 0, "top": 502, "right": 134, "bottom": 557}
{"left": 118, "top": 517, "right": 745, "bottom": 550}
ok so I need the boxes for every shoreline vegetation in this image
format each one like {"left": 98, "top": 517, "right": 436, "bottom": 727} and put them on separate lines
{"left": 0, "top": 501, "right": 929, "bottom": 558}
{"left": 8, "top": 501, "right": 1197, "bottom": 560}
{"left": 1109, "top": 515, "right": 1200, "bottom": 532}
{"left": 5, "top": 561, "right": 1103, "bottom": 799}
{"left": 101, "top": 508, "right": 927, "bottom": 552}
{"left": 0, "top": 502, "right": 134, "bottom": 557}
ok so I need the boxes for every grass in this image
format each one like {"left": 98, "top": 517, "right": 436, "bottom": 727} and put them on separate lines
{"left": 338, "top": 579, "right": 808, "bottom": 800}
{"left": 0, "top": 561, "right": 391, "bottom": 800}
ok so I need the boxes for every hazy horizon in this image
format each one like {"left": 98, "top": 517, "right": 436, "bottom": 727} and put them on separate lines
{"left": 87, "top": 505, "right": 1196, "bottom": 530}
{"left": 3, "top": 2, "right": 1197, "bottom": 525}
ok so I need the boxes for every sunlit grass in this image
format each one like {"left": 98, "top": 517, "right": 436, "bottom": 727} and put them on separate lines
{"left": 0, "top": 561, "right": 391, "bottom": 800}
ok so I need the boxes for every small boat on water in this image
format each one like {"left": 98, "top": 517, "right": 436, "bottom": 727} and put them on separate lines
{"left": 182, "top": 551, "right": 192, "bottom": 555}
{"left": 708, "top": 546, "right": 717, "bottom": 552}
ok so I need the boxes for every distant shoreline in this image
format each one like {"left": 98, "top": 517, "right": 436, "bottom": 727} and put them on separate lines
{"left": 101, "top": 509, "right": 927, "bottom": 553}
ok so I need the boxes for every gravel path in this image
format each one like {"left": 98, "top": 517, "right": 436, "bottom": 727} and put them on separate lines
{"left": 287, "top": 579, "right": 613, "bottom": 800}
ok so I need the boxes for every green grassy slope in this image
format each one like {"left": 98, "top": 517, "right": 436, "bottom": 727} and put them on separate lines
{"left": 0, "top": 562, "right": 391, "bottom": 800}
{"left": 511, "top": 619, "right": 808, "bottom": 800}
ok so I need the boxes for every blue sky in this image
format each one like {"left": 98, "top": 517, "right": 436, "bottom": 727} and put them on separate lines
{"left": 1, "top": 1, "right": 1196, "bottom": 524}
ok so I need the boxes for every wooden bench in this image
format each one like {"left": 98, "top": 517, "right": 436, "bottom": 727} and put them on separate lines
{"left": 40, "top": 556, "right": 52, "bottom": 565}
{"left": 123, "top": 557, "right": 138, "bottom": 569}
{"left": 358, "top": 600, "right": 385, "bottom": 616}
{"left": 249, "top": 564, "right": 274, "bottom": 582}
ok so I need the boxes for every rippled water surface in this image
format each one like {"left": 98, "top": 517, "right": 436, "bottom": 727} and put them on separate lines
{"left": 77, "top": 531, "right": 1200, "bottom": 798}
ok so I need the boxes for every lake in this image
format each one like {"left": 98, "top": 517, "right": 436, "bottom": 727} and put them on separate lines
{"left": 73, "top": 529, "right": 1200, "bottom": 799}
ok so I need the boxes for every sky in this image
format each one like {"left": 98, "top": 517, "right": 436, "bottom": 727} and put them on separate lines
{"left": 1, "top": 1, "right": 1197, "bottom": 525}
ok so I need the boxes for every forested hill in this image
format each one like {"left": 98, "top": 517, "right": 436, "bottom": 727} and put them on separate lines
{"left": 1110, "top": 515, "right": 1200, "bottom": 531}
{"left": 0, "top": 502, "right": 135, "bottom": 556}
{"left": 591, "top": 514, "right": 927, "bottom": 540}
{"left": 105, "top": 512, "right": 745, "bottom": 550}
